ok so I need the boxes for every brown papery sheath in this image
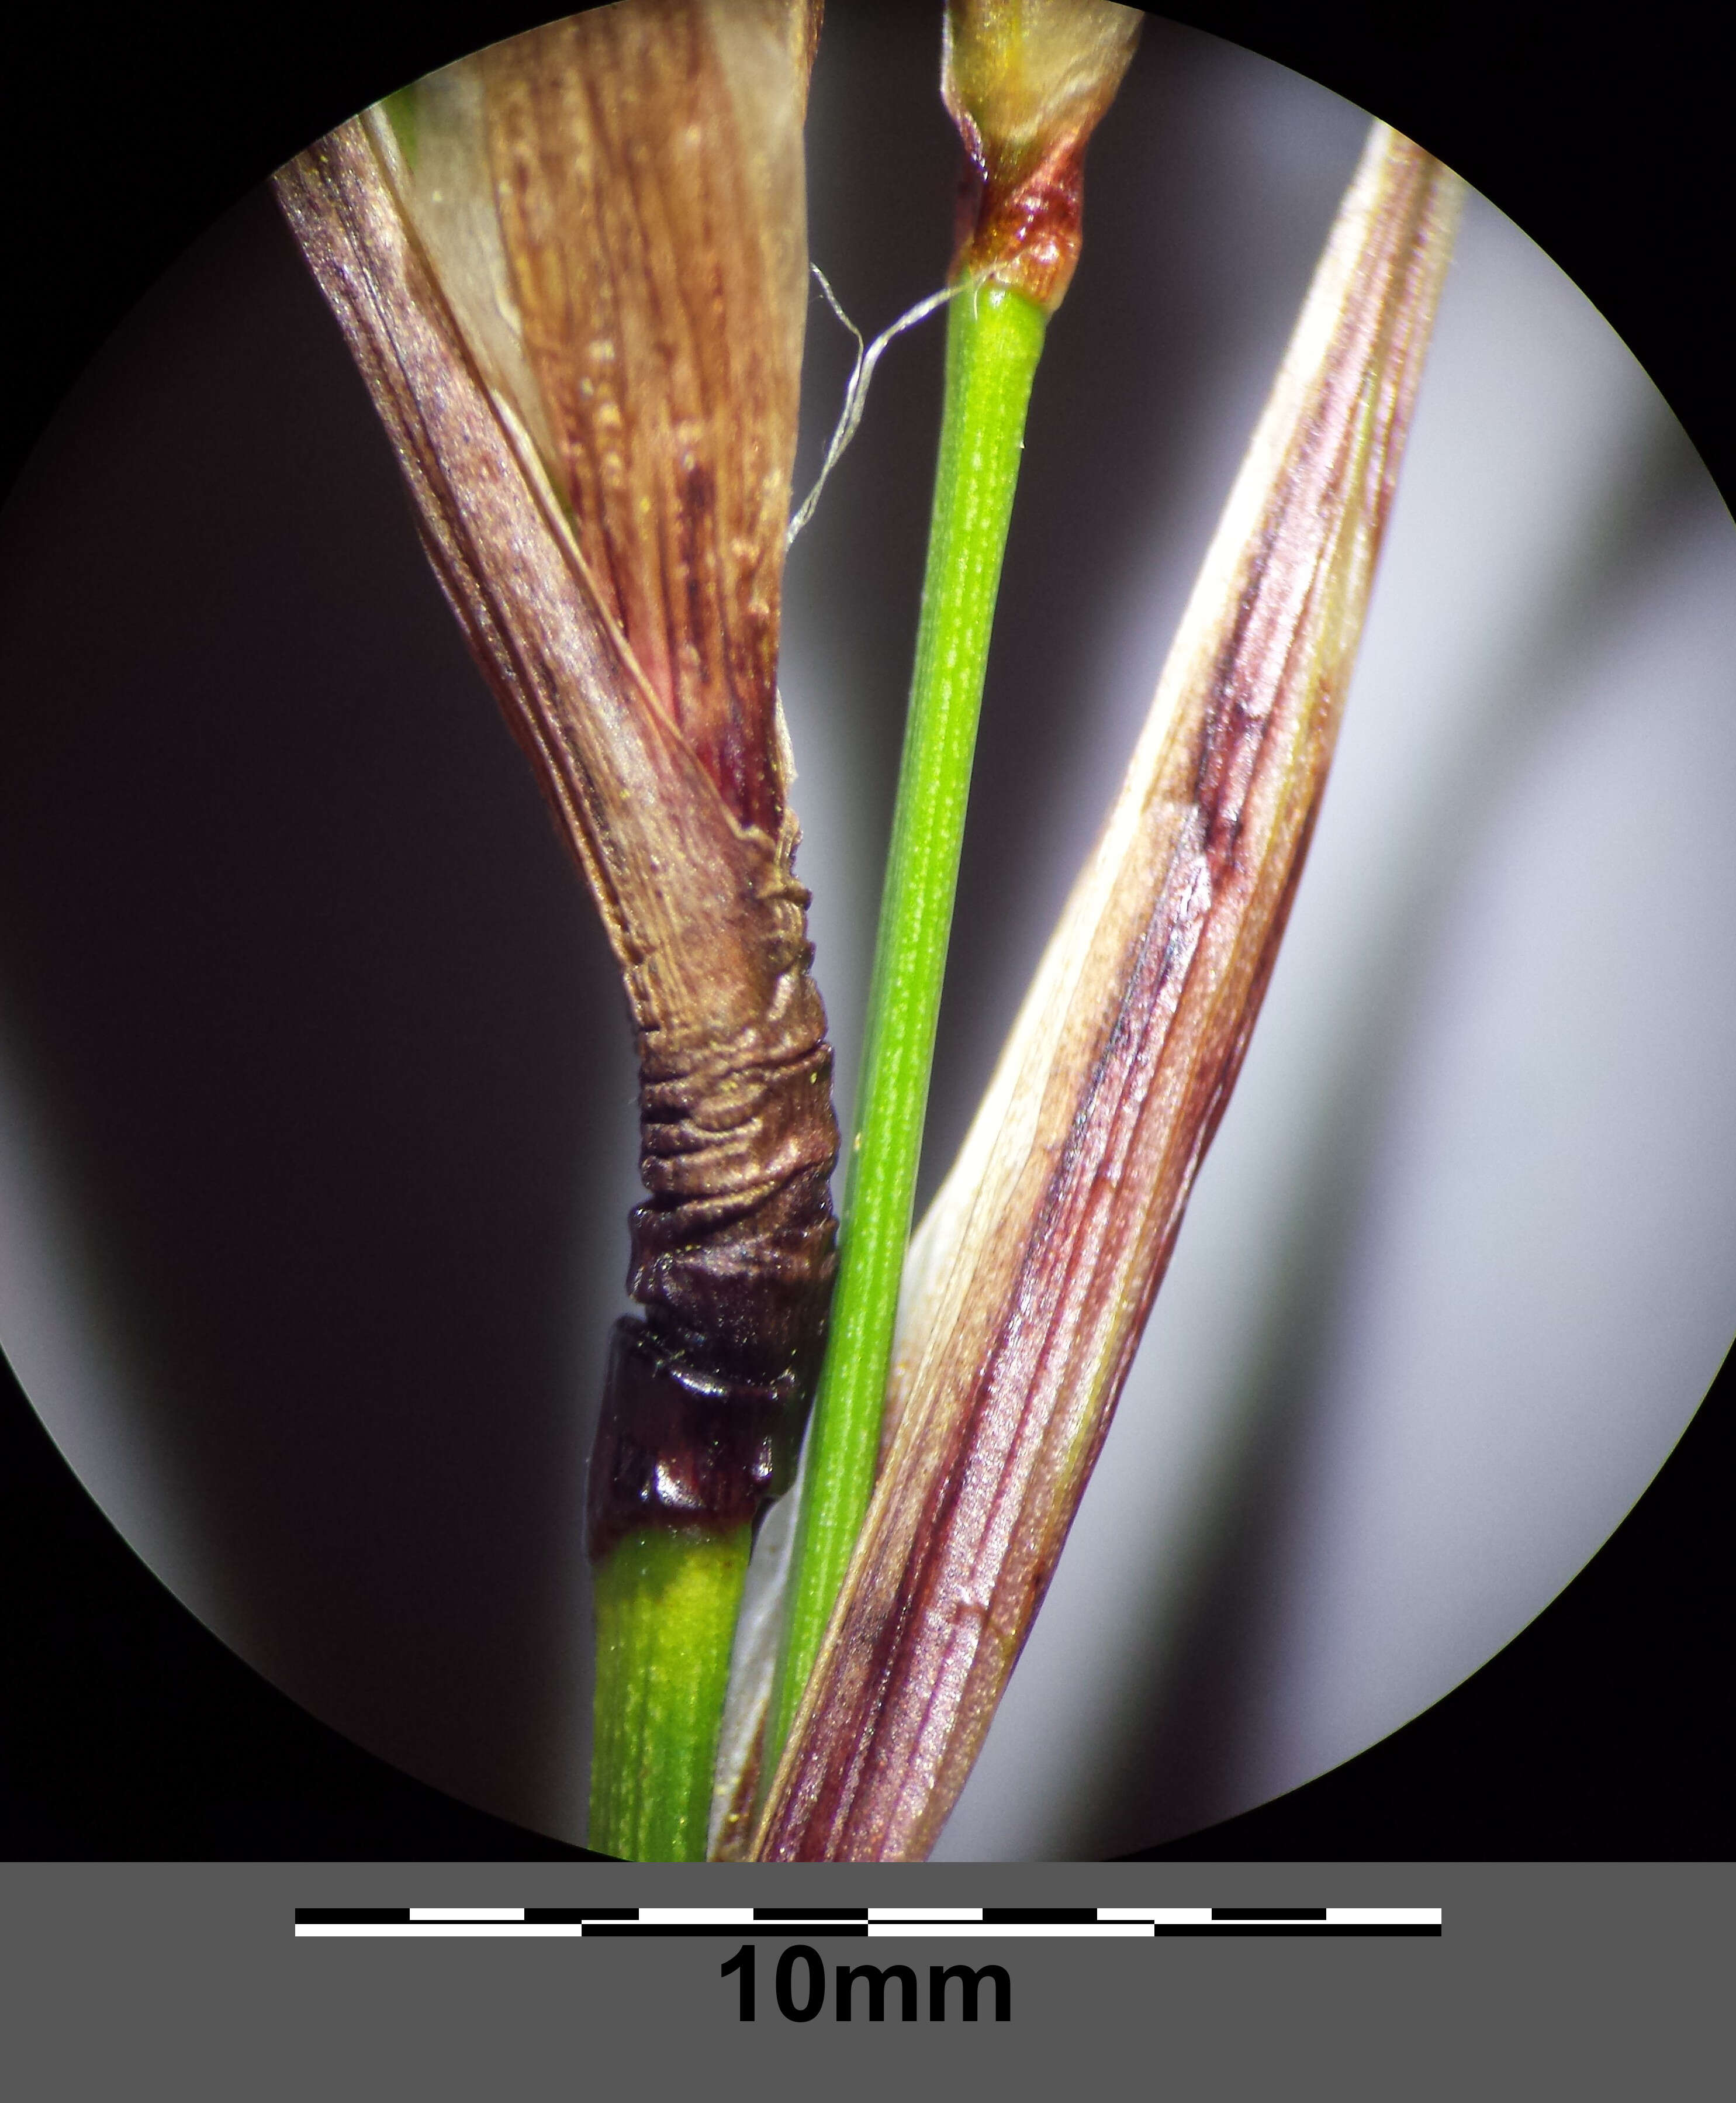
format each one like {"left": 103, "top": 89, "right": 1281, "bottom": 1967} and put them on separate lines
{"left": 274, "top": 1, "right": 836, "bottom": 1562}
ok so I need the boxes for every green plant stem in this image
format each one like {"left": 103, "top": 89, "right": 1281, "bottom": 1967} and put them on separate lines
{"left": 589, "top": 1524, "right": 752, "bottom": 1860}
{"left": 765, "top": 279, "right": 1049, "bottom": 1772}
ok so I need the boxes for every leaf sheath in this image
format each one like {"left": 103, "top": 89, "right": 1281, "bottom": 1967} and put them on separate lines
{"left": 274, "top": 6, "right": 838, "bottom": 1560}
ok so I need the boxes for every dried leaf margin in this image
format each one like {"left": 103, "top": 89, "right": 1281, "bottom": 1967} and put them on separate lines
{"left": 753, "top": 124, "right": 1465, "bottom": 1861}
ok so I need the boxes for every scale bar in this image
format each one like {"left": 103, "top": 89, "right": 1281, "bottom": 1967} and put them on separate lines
{"left": 295, "top": 1905, "right": 1440, "bottom": 1940}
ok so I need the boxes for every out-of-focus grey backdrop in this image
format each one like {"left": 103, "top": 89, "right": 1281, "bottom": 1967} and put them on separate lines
{"left": 0, "top": 13, "right": 1730, "bottom": 1858}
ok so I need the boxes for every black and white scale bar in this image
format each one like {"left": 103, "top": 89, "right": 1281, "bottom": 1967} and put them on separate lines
{"left": 295, "top": 1906, "right": 1440, "bottom": 1939}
